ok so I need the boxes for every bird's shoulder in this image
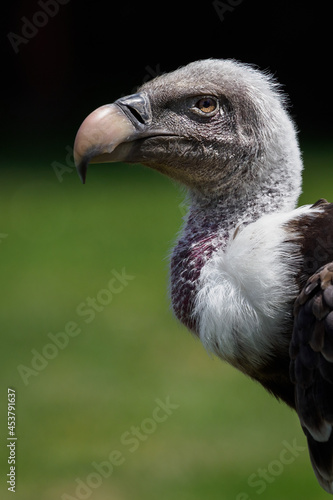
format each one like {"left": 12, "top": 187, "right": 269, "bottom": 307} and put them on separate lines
{"left": 284, "top": 199, "right": 333, "bottom": 286}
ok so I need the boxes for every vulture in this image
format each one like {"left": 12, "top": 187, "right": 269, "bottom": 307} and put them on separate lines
{"left": 74, "top": 59, "right": 333, "bottom": 494}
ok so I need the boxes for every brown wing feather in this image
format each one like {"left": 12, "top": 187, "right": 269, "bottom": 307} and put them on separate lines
{"left": 290, "top": 263, "right": 333, "bottom": 493}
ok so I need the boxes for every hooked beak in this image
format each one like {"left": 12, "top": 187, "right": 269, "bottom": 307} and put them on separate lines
{"left": 73, "top": 93, "right": 152, "bottom": 183}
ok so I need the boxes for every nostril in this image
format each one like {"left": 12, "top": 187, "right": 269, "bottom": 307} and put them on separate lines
{"left": 126, "top": 105, "right": 145, "bottom": 125}
{"left": 115, "top": 93, "right": 152, "bottom": 127}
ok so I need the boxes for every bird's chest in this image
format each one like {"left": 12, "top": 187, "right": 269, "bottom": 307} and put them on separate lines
{"left": 170, "top": 212, "right": 302, "bottom": 371}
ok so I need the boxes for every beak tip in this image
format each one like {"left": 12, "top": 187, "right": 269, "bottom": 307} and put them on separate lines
{"left": 77, "top": 160, "right": 87, "bottom": 184}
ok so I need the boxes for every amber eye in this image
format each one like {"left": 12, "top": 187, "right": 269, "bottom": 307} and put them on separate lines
{"left": 195, "top": 97, "right": 218, "bottom": 114}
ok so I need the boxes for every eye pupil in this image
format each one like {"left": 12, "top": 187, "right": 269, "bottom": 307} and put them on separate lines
{"left": 196, "top": 97, "right": 217, "bottom": 114}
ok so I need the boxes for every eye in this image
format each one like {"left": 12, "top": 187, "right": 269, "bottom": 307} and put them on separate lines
{"left": 193, "top": 97, "right": 219, "bottom": 116}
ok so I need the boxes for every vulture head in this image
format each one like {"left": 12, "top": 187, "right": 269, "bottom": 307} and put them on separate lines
{"left": 74, "top": 59, "right": 302, "bottom": 208}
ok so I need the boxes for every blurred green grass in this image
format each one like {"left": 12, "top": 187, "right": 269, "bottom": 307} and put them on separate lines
{"left": 0, "top": 142, "right": 332, "bottom": 500}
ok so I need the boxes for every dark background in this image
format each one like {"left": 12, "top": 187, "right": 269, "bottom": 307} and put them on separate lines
{"left": 3, "top": 0, "right": 332, "bottom": 159}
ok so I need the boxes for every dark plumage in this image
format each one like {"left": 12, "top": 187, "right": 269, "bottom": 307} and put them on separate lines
{"left": 291, "top": 260, "right": 333, "bottom": 490}
{"left": 73, "top": 59, "right": 333, "bottom": 493}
